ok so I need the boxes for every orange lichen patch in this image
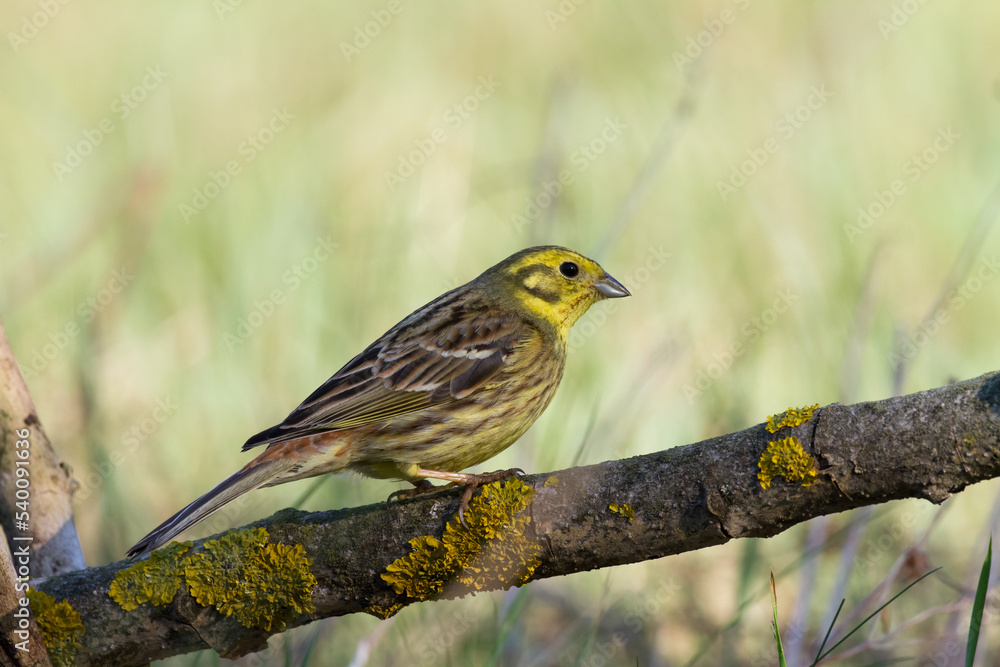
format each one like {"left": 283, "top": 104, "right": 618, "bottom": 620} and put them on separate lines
{"left": 765, "top": 404, "right": 820, "bottom": 433}
{"left": 109, "top": 541, "right": 192, "bottom": 611}
{"left": 27, "top": 589, "right": 84, "bottom": 667}
{"left": 382, "top": 534, "right": 455, "bottom": 599}
{"left": 184, "top": 527, "right": 317, "bottom": 632}
{"left": 382, "top": 479, "right": 541, "bottom": 600}
{"left": 758, "top": 436, "right": 817, "bottom": 490}
{"left": 609, "top": 503, "right": 635, "bottom": 521}
{"left": 364, "top": 603, "right": 404, "bottom": 620}
{"left": 110, "top": 527, "right": 316, "bottom": 632}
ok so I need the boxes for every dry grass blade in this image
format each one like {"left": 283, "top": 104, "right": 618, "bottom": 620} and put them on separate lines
{"left": 770, "top": 571, "right": 788, "bottom": 667}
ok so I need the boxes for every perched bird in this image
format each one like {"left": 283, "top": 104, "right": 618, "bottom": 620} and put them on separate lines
{"left": 127, "top": 246, "right": 629, "bottom": 558}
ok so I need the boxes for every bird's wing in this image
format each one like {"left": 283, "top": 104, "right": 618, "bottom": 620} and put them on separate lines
{"left": 242, "top": 296, "right": 524, "bottom": 450}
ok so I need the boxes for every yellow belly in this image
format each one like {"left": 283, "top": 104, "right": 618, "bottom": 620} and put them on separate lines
{"left": 348, "top": 334, "right": 564, "bottom": 478}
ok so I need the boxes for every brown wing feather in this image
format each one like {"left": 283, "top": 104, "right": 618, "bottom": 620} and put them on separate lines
{"left": 242, "top": 291, "right": 524, "bottom": 450}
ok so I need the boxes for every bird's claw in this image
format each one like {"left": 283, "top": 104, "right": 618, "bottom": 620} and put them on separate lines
{"left": 456, "top": 467, "right": 524, "bottom": 530}
{"left": 385, "top": 489, "right": 408, "bottom": 506}
{"left": 458, "top": 484, "right": 477, "bottom": 529}
{"left": 388, "top": 469, "right": 525, "bottom": 529}
{"left": 386, "top": 479, "right": 437, "bottom": 507}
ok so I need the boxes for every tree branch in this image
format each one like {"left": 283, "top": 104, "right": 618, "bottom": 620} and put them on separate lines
{"left": 0, "top": 319, "right": 86, "bottom": 579}
{"left": 0, "top": 526, "right": 52, "bottom": 666}
{"left": 31, "top": 370, "right": 1000, "bottom": 666}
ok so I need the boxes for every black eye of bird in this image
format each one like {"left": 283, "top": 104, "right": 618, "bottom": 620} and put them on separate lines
{"left": 559, "top": 261, "right": 579, "bottom": 278}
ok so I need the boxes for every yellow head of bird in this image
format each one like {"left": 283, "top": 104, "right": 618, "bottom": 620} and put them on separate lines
{"left": 482, "top": 246, "right": 630, "bottom": 335}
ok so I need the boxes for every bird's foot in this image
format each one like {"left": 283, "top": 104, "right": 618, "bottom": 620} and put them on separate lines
{"left": 411, "top": 467, "right": 524, "bottom": 529}
{"left": 457, "top": 468, "right": 526, "bottom": 528}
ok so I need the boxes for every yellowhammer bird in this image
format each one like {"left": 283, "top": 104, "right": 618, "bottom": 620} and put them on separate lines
{"left": 127, "top": 246, "right": 629, "bottom": 557}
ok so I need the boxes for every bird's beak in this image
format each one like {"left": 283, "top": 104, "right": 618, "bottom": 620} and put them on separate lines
{"left": 595, "top": 273, "right": 631, "bottom": 299}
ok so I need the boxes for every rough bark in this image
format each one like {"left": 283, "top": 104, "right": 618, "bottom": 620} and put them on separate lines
{"left": 0, "top": 527, "right": 52, "bottom": 667}
{"left": 0, "top": 320, "right": 86, "bottom": 579}
{"left": 30, "top": 370, "right": 1000, "bottom": 666}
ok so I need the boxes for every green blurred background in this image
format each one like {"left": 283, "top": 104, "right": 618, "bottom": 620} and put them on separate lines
{"left": 2, "top": 0, "right": 999, "bottom": 664}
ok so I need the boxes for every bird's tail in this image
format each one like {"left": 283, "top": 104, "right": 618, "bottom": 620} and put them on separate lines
{"left": 126, "top": 457, "right": 296, "bottom": 559}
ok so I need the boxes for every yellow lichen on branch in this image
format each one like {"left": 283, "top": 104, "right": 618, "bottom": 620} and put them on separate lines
{"left": 609, "top": 503, "right": 635, "bottom": 520}
{"left": 108, "top": 527, "right": 316, "bottom": 632}
{"left": 363, "top": 603, "right": 404, "bottom": 620}
{"left": 381, "top": 479, "right": 542, "bottom": 604}
{"left": 185, "top": 527, "right": 317, "bottom": 631}
{"left": 109, "top": 541, "right": 192, "bottom": 611}
{"left": 758, "top": 436, "right": 817, "bottom": 490}
{"left": 765, "top": 404, "right": 820, "bottom": 433}
{"left": 27, "top": 589, "right": 85, "bottom": 667}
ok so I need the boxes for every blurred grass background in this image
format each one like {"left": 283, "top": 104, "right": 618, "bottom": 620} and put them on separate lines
{"left": 2, "top": 0, "right": 999, "bottom": 664}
